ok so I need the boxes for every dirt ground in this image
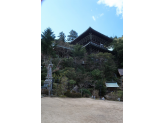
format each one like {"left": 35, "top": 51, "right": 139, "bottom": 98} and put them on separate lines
{"left": 41, "top": 97, "right": 123, "bottom": 123}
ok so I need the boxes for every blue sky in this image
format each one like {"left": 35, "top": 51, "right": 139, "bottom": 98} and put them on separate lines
{"left": 41, "top": 0, "right": 123, "bottom": 40}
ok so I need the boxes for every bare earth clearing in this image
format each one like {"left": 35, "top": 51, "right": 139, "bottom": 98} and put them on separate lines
{"left": 41, "top": 97, "right": 123, "bottom": 123}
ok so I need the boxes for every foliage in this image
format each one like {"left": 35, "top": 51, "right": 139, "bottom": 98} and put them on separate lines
{"left": 105, "top": 91, "right": 123, "bottom": 101}
{"left": 79, "top": 88, "right": 91, "bottom": 96}
{"left": 41, "top": 89, "right": 49, "bottom": 95}
{"left": 67, "top": 30, "right": 78, "bottom": 42}
{"left": 58, "top": 31, "right": 66, "bottom": 42}
{"left": 87, "top": 52, "right": 116, "bottom": 80}
{"left": 72, "top": 44, "right": 86, "bottom": 57}
{"left": 59, "top": 95, "right": 67, "bottom": 98}
{"left": 117, "top": 90, "right": 123, "bottom": 99}
{"left": 91, "top": 69, "right": 102, "bottom": 80}
{"left": 69, "top": 80, "right": 76, "bottom": 85}
{"left": 69, "top": 80, "right": 76, "bottom": 89}
{"left": 41, "top": 66, "right": 47, "bottom": 87}
{"left": 87, "top": 88, "right": 93, "bottom": 94}
{"left": 41, "top": 27, "right": 56, "bottom": 56}
{"left": 53, "top": 70, "right": 66, "bottom": 83}
{"left": 61, "top": 57, "right": 74, "bottom": 68}
{"left": 95, "top": 80, "right": 106, "bottom": 96}
{"left": 60, "top": 76, "right": 69, "bottom": 94}
{"left": 92, "top": 90, "right": 99, "bottom": 98}
{"left": 52, "top": 76, "right": 68, "bottom": 95}
{"left": 64, "top": 90, "right": 81, "bottom": 98}
{"left": 41, "top": 80, "right": 44, "bottom": 86}
{"left": 41, "top": 66, "right": 47, "bottom": 73}
{"left": 110, "top": 36, "right": 123, "bottom": 68}
{"left": 62, "top": 67, "right": 76, "bottom": 80}
{"left": 41, "top": 73, "right": 47, "bottom": 80}
{"left": 52, "top": 83, "right": 62, "bottom": 96}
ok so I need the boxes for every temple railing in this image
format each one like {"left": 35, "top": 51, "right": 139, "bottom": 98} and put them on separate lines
{"left": 83, "top": 42, "right": 109, "bottom": 51}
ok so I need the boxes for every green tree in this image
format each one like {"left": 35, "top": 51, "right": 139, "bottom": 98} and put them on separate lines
{"left": 41, "top": 80, "right": 44, "bottom": 86}
{"left": 62, "top": 67, "right": 76, "bottom": 80}
{"left": 95, "top": 80, "right": 106, "bottom": 97}
{"left": 67, "top": 30, "right": 78, "bottom": 42}
{"left": 41, "top": 66, "right": 47, "bottom": 86}
{"left": 69, "top": 80, "right": 76, "bottom": 89}
{"left": 41, "top": 27, "right": 56, "bottom": 56}
{"left": 72, "top": 44, "right": 86, "bottom": 57}
{"left": 109, "top": 36, "right": 123, "bottom": 68}
{"left": 58, "top": 32, "right": 66, "bottom": 42}
{"left": 91, "top": 69, "right": 102, "bottom": 80}
{"left": 61, "top": 57, "right": 74, "bottom": 68}
{"left": 99, "top": 53, "right": 116, "bottom": 80}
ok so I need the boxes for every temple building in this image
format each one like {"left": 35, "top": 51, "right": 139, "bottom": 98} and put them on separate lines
{"left": 70, "top": 27, "right": 113, "bottom": 54}
{"left": 52, "top": 27, "right": 113, "bottom": 58}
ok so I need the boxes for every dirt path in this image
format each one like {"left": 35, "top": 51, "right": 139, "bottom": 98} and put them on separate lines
{"left": 41, "top": 97, "right": 123, "bottom": 123}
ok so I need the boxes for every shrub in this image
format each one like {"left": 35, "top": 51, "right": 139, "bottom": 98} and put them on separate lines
{"left": 92, "top": 90, "right": 99, "bottom": 98}
{"left": 80, "top": 88, "right": 91, "bottom": 97}
{"left": 88, "top": 88, "right": 93, "bottom": 94}
{"left": 65, "top": 90, "right": 81, "bottom": 98}
{"left": 41, "top": 73, "right": 47, "bottom": 80}
{"left": 51, "top": 89, "right": 55, "bottom": 95}
{"left": 41, "top": 80, "right": 44, "bottom": 86}
{"left": 105, "top": 91, "right": 123, "bottom": 101}
{"left": 41, "top": 89, "right": 49, "bottom": 95}
{"left": 73, "top": 93, "right": 81, "bottom": 98}
{"left": 59, "top": 95, "right": 67, "bottom": 98}
{"left": 117, "top": 90, "right": 123, "bottom": 100}
{"left": 64, "top": 90, "right": 71, "bottom": 97}
{"left": 86, "top": 94, "right": 90, "bottom": 97}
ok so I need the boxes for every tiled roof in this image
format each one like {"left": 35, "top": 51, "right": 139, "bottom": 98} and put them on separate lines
{"left": 70, "top": 27, "right": 112, "bottom": 44}
{"left": 105, "top": 82, "right": 119, "bottom": 87}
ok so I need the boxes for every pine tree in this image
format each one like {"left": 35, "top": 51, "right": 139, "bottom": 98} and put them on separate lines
{"left": 58, "top": 32, "right": 66, "bottom": 42}
{"left": 67, "top": 30, "right": 78, "bottom": 42}
{"left": 41, "top": 27, "right": 55, "bottom": 56}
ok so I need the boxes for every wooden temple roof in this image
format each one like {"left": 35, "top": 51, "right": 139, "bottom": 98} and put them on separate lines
{"left": 70, "top": 27, "right": 113, "bottom": 44}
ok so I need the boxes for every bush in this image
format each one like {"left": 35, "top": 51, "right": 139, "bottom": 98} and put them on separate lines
{"left": 80, "top": 88, "right": 91, "bottom": 97}
{"left": 41, "top": 73, "right": 47, "bottom": 80}
{"left": 88, "top": 88, "right": 93, "bottom": 94}
{"left": 59, "top": 95, "right": 67, "bottom": 98}
{"left": 73, "top": 93, "right": 81, "bottom": 98}
{"left": 105, "top": 91, "right": 123, "bottom": 101}
{"left": 41, "top": 89, "right": 49, "bottom": 95}
{"left": 83, "top": 94, "right": 90, "bottom": 98}
{"left": 64, "top": 90, "right": 71, "bottom": 96}
{"left": 52, "top": 89, "right": 57, "bottom": 96}
{"left": 76, "top": 93, "right": 81, "bottom": 97}
{"left": 65, "top": 90, "right": 81, "bottom": 98}
{"left": 92, "top": 90, "right": 99, "bottom": 98}
{"left": 41, "top": 80, "right": 44, "bottom": 86}
{"left": 117, "top": 91, "right": 123, "bottom": 98}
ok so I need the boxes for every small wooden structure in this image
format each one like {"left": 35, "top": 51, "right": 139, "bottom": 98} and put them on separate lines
{"left": 105, "top": 81, "right": 119, "bottom": 93}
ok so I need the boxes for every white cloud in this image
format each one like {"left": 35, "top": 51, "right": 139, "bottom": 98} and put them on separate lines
{"left": 100, "top": 13, "right": 104, "bottom": 16}
{"left": 92, "top": 16, "right": 96, "bottom": 21}
{"left": 97, "top": 0, "right": 123, "bottom": 16}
